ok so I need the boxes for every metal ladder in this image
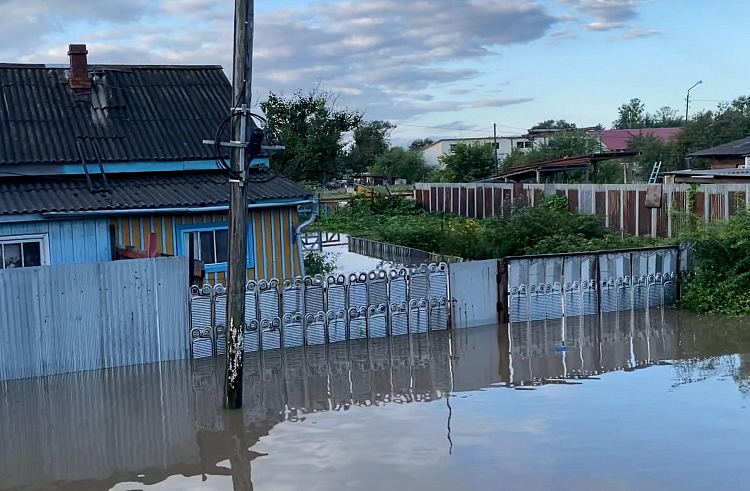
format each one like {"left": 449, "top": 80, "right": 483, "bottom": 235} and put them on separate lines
{"left": 648, "top": 161, "right": 662, "bottom": 184}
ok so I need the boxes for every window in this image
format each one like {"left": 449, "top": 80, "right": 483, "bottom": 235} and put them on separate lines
{"left": 516, "top": 141, "right": 532, "bottom": 149}
{"left": 449, "top": 144, "right": 457, "bottom": 151}
{"left": 176, "top": 223, "right": 254, "bottom": 273}
{"left": 0, "top": 235, "right": 49, "bottom": 270}
{"left": 492, "top": 142, "right": 500, "bottom": 149}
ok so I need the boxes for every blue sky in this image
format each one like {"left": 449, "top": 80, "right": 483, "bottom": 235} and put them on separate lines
{"left": 2, "top": 0, "right": 748, "bottom": 144}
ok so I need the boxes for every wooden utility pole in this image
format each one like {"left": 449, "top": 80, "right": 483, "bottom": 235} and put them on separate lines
{"left": 225, "top": 0, "right": 255, "bottom": 410}
{"left": 493, "top": 123, "right": 499, "bottom": 173}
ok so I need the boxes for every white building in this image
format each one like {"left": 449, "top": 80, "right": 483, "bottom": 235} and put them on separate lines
{"left": 421, "top": 135, "right": 539, "bottom": 168}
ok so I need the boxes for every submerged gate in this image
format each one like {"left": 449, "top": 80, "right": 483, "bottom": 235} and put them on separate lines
{"left": 189, "top": 264, "right": 450, "bottom": 358}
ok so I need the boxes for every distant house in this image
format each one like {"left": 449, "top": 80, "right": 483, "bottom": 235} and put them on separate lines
{"left": 688, "top": 135, "right": 750, "bottom": 169}
{"left": 421, "top": 135, "right": 539, "bottom": 168}
{"left": 0, "top": 44, "right": 313, "bottom": 283}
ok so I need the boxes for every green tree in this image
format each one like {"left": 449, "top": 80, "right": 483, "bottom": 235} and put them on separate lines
{"left": 653, "top": 106, "right": 684, "bottom": 127}
{"left": 261, "top": 89, "right": 363, "bottom": 183}
{"left": 438, "top": 143, "right": 496, "bottom": 182}
{"left": 504, "top": 132, "right": 601, "bottom": 168}
{"left": 408, "top": 138, "right": 435, "bottom": 151}
{"left": 346, "top": 120, "right": 396, "bottom": 174}
{"left": 531, "top": 119, "right": 577, "bottom": 130}
{"left": 613, "top": 98, "right": 647, "bottom": 129}
{"left": 370, "top": 147, "right": 430, "bottom": 183}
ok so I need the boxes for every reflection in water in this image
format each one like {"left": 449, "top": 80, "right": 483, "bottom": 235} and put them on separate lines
{"left": 2, "top": 310, "right": 750, "bottom": 490}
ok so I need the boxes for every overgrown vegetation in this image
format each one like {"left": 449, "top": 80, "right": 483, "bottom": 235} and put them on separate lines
{"left": 680, "top": 212, "right": 750, "bottom": 316}
{"left": 314, "top": 195, "right": 664, "bottom": 260}
{"left": 304, "top": 251, "right": 338, "bottom": 276}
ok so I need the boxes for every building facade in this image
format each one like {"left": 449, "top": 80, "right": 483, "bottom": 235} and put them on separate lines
{"left": 421, "top": 136, "right": 537, "bottom": 168}
{"left": 0, "top": 45, "right": 312, "bottom": 283}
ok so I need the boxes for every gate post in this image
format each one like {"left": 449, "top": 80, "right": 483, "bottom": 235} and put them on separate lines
{"left": 498, "top": 259, "right": 509, "bottom": 325}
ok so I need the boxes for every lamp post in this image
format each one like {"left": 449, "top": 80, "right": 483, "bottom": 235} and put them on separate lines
{"left": 685, "top": 80, "right": 703, "bottom": 122}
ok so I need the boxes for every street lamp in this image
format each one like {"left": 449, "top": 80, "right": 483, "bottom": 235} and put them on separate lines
{"left": 685, "top": 80, "right": 703, "bottom": 122}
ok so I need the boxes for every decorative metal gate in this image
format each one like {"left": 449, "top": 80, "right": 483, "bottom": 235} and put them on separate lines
{"left": 189, "top": 263, "right": 450, "bottom": 359}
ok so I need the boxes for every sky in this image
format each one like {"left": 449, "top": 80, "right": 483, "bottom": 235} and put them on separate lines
{"left": 2, "top": 0, "right": 749, "bottom": 145}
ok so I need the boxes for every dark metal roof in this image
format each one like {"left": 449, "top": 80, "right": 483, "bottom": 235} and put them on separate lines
{"left": 0, "top": 171, "right": 312, "bottom": 215}
{"left": 690, "top": 136, "right": 750, "bottom": 157}
{"left": 482, "top": 151, "right": 639, "bottom": 182}
{"left": 662, "top": 168, "right": 750, "bottom": 177}
{"left": 0, "top": 64, "right": 231, "bottom": 166}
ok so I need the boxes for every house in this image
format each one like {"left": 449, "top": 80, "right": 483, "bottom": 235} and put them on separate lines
{"left": 421, "top": 135, "right": 538, "bottom": 168}
{"left": 688, "top": 135, "right": 750, "bottom": 169}
{"left": 0, "top": 44, "right": 313, "bottom": 284}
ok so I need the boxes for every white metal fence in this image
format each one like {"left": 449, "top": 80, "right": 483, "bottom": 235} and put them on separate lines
{"left": 189, "top": 263, "right": 451, "bottom": 358}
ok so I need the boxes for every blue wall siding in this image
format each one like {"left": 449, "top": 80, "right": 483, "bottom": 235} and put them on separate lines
{"left": 0, "top": 219, "right": 111, "bottom": 265}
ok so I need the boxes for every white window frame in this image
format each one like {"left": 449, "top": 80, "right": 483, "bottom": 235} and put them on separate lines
{"left": 0, "top": 234, "right": 51, "bottom": 269}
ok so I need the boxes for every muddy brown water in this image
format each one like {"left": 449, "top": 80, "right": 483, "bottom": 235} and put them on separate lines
{"left": 2, "top": 309, "right": 750, "bottom": 491}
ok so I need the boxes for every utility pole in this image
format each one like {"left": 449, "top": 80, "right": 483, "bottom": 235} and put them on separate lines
{"left": 493, "top": 123, "right": 499, "bottom": 173}
{"left": 225, "top": 0, "right": 255, "bottom": 410}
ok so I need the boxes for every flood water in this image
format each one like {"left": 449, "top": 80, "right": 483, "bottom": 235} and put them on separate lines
{"left": 3, "top": 310, "right": 750, "bottom": 491}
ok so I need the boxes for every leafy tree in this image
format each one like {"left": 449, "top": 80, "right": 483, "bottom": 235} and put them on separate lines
{"left": 346, "top": 120, "right": 396, "bottom": 174}
{"left": 503, "top": 132, "right": 601, "bottom": 168}
{"left": 653, "top": 106, "right": 684, "bottom": 127}
{"left": 613, "top": 98, "right": 647, "bottom": 129}
{"left": 261, "top": 89, "right": 362, "bottom": 183}
{"left": 438, "top": 143, "right": 496, "bottom": 182}
{"left": 370, "top": 147, "right": 430, "bottom": 183}
{"left": 531, "top": 119, "right": 577, "bottom": 130}
{"left": 409, "top": 138, "right": 435, "bottom": 151}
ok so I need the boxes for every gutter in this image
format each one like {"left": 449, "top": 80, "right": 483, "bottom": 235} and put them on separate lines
{"left": 40, "top": 199, "right": 315, "bottom": 218}
{"left": 294, "top": 200, "right": 320, "bottom": 277}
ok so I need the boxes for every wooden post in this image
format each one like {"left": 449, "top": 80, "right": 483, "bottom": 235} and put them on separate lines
{"left": 497, "top": 259, "right": 509, "bottom": 325}
{"left": 188, "top": 236, "right": 196, "bottom": 287}
{"left": 224, "top": 0, "right": 255, "bottom": 410}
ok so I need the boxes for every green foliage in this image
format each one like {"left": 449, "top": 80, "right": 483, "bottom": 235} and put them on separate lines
{"left": 315, "top": 195, "right": 662, "bottom": 261}
{"left": 304, "top": 251, "right": 337, "bottom": 276}
{"left": 531, "top": 119, "right": 577, "bottom": 130}
{"left": 612, "top": 99, "right": 684, "bottom": 129}
{"left": 261, "top": 89, "right": 363, "bottom": 183}
{"left": 408, "top": 138, "right": 435, "bottom": 151}
{"left": 370, "top": 147, "right": 430, "bottom": 183}
{"left": 438, "top": 142, "right": 496, "bottom": 182}
{"left": 346, "top": 120, "right": 396, "bottom": 174}
{"left": 502, "top": 132, "right": 603, "bottom": 172}
{"left": 680, "top": 212, "right": 750, "bottom": 315}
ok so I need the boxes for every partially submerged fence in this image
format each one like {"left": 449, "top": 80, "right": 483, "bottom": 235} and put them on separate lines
{"left": 189, "top": 263, "right": 451, "bottom": 358}
{"left": 507, "top": 245, "right": 692, "bottom": 324}
{"left": 348, "top": 236, "right": 464, "bottom": 265}
{"left": 0, "top": 257, "right": 190, "bottom": 381}
{"left": 415, "top": 182, "right": 750, "bottom": 238}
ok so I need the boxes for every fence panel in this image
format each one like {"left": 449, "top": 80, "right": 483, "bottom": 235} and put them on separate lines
{"left": 450, "top": 260, "right": 499, "bottom": 328}
{"left": 0, "top": 257, "right": 190, "bottom": 382}
{"left": 506, "top": 246, "right": 692, "bottom": 325}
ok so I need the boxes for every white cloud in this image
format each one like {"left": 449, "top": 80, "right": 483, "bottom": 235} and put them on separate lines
{"left": 471, "top": 97, "right": 535, "bottom": 108}
{"left": 612, "top": 27, "right": 661, "bottom": 39}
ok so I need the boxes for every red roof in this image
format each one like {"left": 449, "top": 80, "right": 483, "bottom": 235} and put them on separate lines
{"left": 596, "top": 128, "right": 682, "bottom": 151}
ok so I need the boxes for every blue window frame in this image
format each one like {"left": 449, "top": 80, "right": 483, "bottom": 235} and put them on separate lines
{"left": 175, "top": 222, "right": 255, "bottom": 273}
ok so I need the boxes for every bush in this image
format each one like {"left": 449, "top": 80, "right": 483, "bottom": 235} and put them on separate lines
{"left": 679, "top": 212, "right": 750, "bottom": 315}
{"left": 315, "top": 195, "right": 664, "bottom": 260}
{"left": 304, "top": 251, "right": 338, "bottom": 276}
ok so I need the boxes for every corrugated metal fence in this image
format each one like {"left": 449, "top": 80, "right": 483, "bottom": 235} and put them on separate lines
{"left": 507, "top": 245, "right": 693, "bottom": 323}
{"left": 0, "top": 257, "right": 190, "bottom": 381}
{"left": 189, "top": 263, "right": 451, "bottom": 358}
{"left": 348, "top": 236, "right": 465, "bottom": 265}
{"left": 415, "top": 182, "right": 750, "bottom": 237}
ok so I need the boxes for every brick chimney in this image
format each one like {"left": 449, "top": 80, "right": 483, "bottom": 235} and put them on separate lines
{"left": 68, "top": 44, "right": 91, "bottom": 90}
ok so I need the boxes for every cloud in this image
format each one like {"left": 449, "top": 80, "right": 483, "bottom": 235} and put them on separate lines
{"left": 2, "top": 0, "right": 558, "bottom": 123}
{"left": 471, "top": 97, "right": 535, "bottom": 108}
{"left": 583, "top": 21, "right": 625, "bottom": 31}
{"left": 561, "top": 0, "right": 643, "bottom": 22}
{"left": 549, "top": 29, "right": 579, "bottom": 42}
{"left": 612, "top": 27, "right": 661, "bottom": 39}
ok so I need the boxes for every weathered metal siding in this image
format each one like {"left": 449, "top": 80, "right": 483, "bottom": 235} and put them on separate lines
{"left": 0, "top": 218, "right": 111, "bottom": 265}
{"left": 0, "top": 257, "right": 190, "bottom": 381}
{"left": 415, "top": 183, "right": 750, "bottom": 238}
{"left": 450, "top": 260, "right": 499, "bottom": 329}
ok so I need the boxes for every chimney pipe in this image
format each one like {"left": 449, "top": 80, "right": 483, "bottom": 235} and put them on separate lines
{"left": 68, "top": 44, "right": 91, "bottom": 90}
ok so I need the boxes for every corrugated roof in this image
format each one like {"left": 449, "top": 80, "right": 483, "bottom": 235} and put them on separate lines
{"left": 596, "top": 128, "right": 683, "bottom": 151}
{"left": 0, "top": 64, "right": 231, "bottom": 165}
{"left": 0, "top": 171, "right": 311, "bottom": 215}
{"left": 690, "top": 136, "right": 750, "bottom": 157}
{"left": 662, "top": 168, "right": 750, "bottom": 177}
